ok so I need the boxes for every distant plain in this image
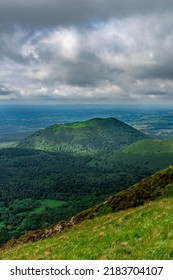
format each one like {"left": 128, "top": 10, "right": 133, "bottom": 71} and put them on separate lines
{"left": 0, "top": 104, "right": 173, "bottom": 142}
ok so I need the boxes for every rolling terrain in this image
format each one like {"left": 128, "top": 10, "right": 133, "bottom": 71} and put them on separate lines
{"left": 0, "top": 118, "right": 173, "bottom": 247}
{"left": 1, "top": 166, "right": 173, "bottom": 260}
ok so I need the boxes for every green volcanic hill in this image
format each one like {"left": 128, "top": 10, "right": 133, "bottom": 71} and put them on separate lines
{"left": 1, "top": 166, "right": 173, "bottom": 260}
{"left": 18, "top": 117, "right": 148, "bottom": 155}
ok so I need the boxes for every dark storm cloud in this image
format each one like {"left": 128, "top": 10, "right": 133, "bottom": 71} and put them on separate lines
{"left": 0, "top": 0, "right": 173, "bottom": 28}
{"left": 136, "top": 61, "right": 173, "bottom": 81}
{"left": 0, "top": 90, "right": 10, "bottom": 96}
{"left": 145, "top": 91, "right": 170, "bottom": 96}
{"left": 0, "top": 85, "right": 13, "bottom": 96}
{"left": 42, "top": 51, "right": 124, "bottom": 87}
{"left": 143, "top": 90, "right": 173, "bottom": 101}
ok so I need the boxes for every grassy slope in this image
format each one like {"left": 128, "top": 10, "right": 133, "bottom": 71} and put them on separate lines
{"left": 30, "top": 200, "right": 67, "bottom": 214}
{"left": 1, "top": 166, "right": 173, "bottom": 260}
{"left": 90, "top": 138, "right": 173, "bottom": 172}
{"left": 18, "top": 117, "right": 147, "bottom": 155}
{"left": 0, "top": 142, "right": 17, "bottom": 149}
{"left": 1, "top": 198, "right": 173, "bottom": 260}
{"left": 121, "top": 138, "right": 173, "bottom": 155}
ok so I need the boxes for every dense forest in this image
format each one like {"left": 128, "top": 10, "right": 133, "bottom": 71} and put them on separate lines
{"left": 0, "top": 142, "right": 173, "bottom": 245}
{"left": 0, "top": 118, "right": 173, "bottom": 246}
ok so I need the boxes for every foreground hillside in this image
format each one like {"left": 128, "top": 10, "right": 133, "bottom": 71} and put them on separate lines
{"left": 18, "top": 117, "right": 147, "bottom": 155}
{"left": 1, "top": 198, "right": 172, "bottom": 260}
{"left": 1, "top": 166, "right": 173, "bottom": 260}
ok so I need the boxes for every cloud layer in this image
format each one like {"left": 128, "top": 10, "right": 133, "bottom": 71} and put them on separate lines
{"left": 0, "top": 0, "right": 173, "bottom": 103}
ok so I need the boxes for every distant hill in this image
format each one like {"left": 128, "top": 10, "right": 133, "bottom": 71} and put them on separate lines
{"left": 120, "top": 138, "right": 173, "bottom": 155}
{"left": 90, "top": 137, "right": 173, "bottom": 172}
{"left": 1, "top": 166, "right": 173, "bottom": 260}
{"left": 18, "top": 117, "right": 148, "bottom": 155}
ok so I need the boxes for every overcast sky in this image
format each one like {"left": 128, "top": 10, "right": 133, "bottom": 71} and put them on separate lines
{"left": 1, "top": 0, "right": 173, "bottom": 104}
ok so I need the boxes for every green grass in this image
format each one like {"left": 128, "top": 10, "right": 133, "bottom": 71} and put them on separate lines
{"left": 90, "top": 138, "right": 173, "bottom": 172}
{"left": 121, "top": 138, "right": 173, "bottom": 155}
{"left": 1, "top": 166, "right": 173, "bottom": 260}
{"left": 32, "top": 200, "right": 67, "bottom": 214}
{"left": 0, "top": 142, "right": 17, "bottom": 149}
{"left": 1, "top": 197, "right": 173, "bottom": 260}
